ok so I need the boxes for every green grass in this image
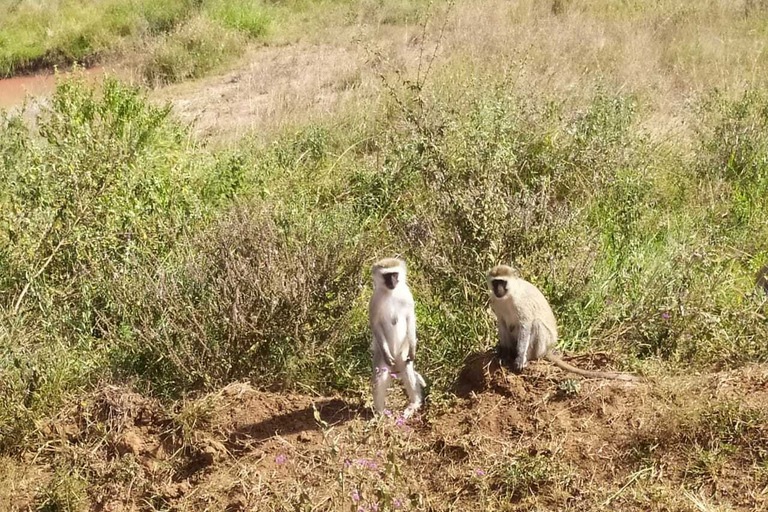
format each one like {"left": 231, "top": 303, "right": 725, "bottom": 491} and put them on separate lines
{"left": 0, "top": 0, "right": 435, "bottom": 81}
{"left": 0, "top": 0, "right": 298, "bottom": 80}
{"left": 141, "top": 15, "right": 246, "bottom": 86}
{"left": 0, "top": 0, "right": 197, "bottom": 77}
{"left": 204, "top": 0, "right": 273, "bottom": 38}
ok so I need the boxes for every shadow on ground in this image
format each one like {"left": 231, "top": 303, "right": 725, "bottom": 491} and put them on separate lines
{"left": 226, "top": 397, "right": 366, "bottom": 452}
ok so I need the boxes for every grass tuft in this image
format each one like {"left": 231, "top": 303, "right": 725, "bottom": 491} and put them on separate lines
{"left": 141, "top": 16, "right": 246, "bottom": 86}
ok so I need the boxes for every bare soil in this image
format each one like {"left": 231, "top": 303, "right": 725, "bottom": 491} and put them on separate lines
{"left": 6, "top": 355, "right": 767, "bottom": 511}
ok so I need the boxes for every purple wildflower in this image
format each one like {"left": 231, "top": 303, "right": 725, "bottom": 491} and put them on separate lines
{"left": 357, "top": 507, "right": 366, "bottom": 512}
{"left": 605, "top": 298, "right": 613, "bottom": 304}
{"left": 351, "top": 490, "right": 360, "bottom": 502}
{"left": 395, "top": 416, "right": 405, "bottom": 427}
{"left": 372, "top": 504, "right": 379, "bottom": 511}
{"left": 662, "top": 312, "right": 670, "bottom": 320}
{"left": 275, "top": 454, "right": 287, "bottom": 464}
{"left": 366, "top": 460, "right": 379, "bottom": 470}
{"left": 383, "top": 410, "right": 393, "bottom": 418}
{"left": 344, "top": 458, "right": 352, "bottom": 468}
{"left": 393, "top": 498, "right": 403, "bottom": 509}
{"left": 474, "top": 468, "right": 486, "bottom": 476}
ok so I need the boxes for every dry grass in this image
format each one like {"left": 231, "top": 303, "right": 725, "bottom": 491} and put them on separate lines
{"left": 140, "top": 0, "right": 768, "bottom": 146}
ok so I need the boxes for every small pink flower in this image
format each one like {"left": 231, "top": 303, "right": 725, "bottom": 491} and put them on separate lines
{"left": 474, "top": 468, "right": 486, "bottom": 476}
{"left": 393, "top": 497, "right": 403, "bottom": 509}
{"left": 344, "top": 458, "right": 352, "bottom": 467}
{"left": 352, "top": 490, "right": 360, "bottom": 502}
{"left": 372, "top": 504, "right": 379, "bottom": 511}
{"left": 395, "top": 416, "right": 405, "bottom": 427}
{"left": 366, "top": 461, "right": 379, "bottom": 470}
{"left": 662, "top": 313, "right": 670, "bottom": 320}
{"left": 275, "top": 454, "right": 286, "bottom": 464}
{"left": 383, "top": 410, "right": 393, "bottom": 417}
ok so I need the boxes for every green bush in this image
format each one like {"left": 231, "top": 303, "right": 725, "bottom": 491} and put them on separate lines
{"left": 0, "top": 76, "right": 240, "bottom": 451}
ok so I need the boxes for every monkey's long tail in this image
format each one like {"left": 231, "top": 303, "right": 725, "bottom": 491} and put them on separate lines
{"left": 546, "top": 354, "right": 642, "bottom": 382}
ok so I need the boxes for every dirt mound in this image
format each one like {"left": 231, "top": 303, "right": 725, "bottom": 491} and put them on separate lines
{"left": 455, "top": 349, "right": 634, "bottom": 397}
{"left": 8, "top": 367, "right": 768, "bottom": 511}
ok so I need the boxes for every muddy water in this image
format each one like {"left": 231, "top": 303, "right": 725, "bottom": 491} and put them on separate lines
{"left": 0, "top": 66, "right": 110, "bottom": 110}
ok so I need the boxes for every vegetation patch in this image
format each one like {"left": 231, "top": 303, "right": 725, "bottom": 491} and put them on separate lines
{"left": 1, "top": 0, "right": 768, "bottom": 509}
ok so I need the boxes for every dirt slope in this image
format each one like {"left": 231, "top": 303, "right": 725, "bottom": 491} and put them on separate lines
{"left": 5, "top": 354, "right": 768, "bottom": 511}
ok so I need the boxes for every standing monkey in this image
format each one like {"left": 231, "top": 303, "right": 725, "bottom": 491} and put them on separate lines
{"left": 488, "top": 265, "right": 640, "bottom": 382}
{"left": 369, "top": 258, "right": 427, "bottom": 417}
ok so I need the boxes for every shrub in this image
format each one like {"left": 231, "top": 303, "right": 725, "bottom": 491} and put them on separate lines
{"left": 109, "top": 203, "right": 372, "bottom": 395}
{"left": 0, "top": 76, "right": 238, "bottom": 450}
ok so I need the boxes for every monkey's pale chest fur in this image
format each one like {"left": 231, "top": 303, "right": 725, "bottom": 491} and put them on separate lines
{"left": 376, "top": 298, "right": 409, "bottom": 352}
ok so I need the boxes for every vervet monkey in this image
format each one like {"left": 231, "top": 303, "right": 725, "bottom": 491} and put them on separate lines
{"left": 756, "top": 265, "right": 768, "bottom": 295}
{"left": 369, "top": 258, "right": 427, "bottom": 417}
{"left": 488, "top": 265, "right": 640, "bottom": 382}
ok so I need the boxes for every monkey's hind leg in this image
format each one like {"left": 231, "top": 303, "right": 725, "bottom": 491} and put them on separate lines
{"left": 372, "top": 366, "right": 393, "bottom": 414}
{"left": 402, "top": 362, "right": 424, "bottom": 418}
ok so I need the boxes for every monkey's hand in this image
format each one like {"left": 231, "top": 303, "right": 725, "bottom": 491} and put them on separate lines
{"left": 385, "top": 355, "right": 396, "bottom": 367}
{"left": 407, "top": 346, "right": 416, "bottom": 363}
{"left": 511, "top": 356, "right": 527, "bottom": 374}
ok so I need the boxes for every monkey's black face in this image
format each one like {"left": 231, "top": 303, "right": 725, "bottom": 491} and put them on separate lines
{"left": 492, "top": 279, "right": 508, "bottom": 298}
{"left": 383, "top": 272, "right": 399, "bottom": 290}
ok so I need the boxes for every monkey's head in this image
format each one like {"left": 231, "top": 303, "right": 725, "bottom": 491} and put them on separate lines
{"left": 372, "top": 258, "right": 407, "bottom": 291}
{"left": 487, "top": 265, "right": 519, "bottom": 299}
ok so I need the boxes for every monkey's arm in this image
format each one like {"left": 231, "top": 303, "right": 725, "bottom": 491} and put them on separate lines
{"left": 497, "top": 320, "right": 511, "bottom": 346}
{"left": 373, "top": 323, "right": 396, "bottom": 367}
{"left": 406, "top": 310, "right": 417, "bottom": 362}
{"left": 496, "top": 319, "right": 513, "bottom": 361}
{"left": 512, "top": 323, "right": 532, "bottom": 373}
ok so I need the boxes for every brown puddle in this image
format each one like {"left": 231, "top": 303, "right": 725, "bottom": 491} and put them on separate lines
{"left": 0, "top": 66, "right": 111, "bottom": 110}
